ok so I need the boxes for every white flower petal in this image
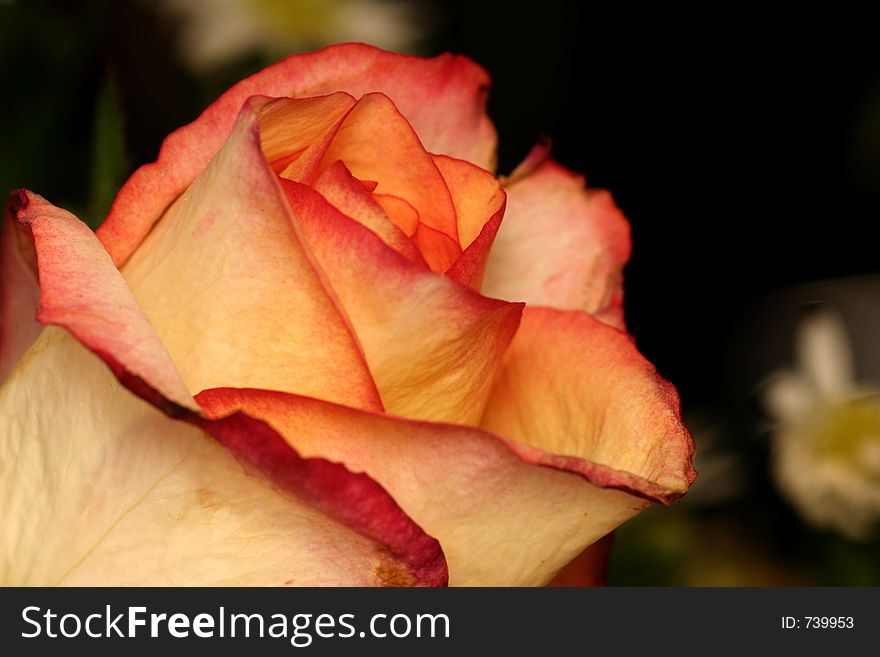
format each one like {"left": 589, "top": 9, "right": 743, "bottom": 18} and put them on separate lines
{"left": 798, "top": 308, "right": 855, "bottom": 399}
{"left": 763, "top": 370, "right": 815, "bottom": 422}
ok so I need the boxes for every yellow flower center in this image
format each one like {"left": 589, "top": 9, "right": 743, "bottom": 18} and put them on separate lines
{"left": 811, "top": 394, "right": 880, "bottom": 480}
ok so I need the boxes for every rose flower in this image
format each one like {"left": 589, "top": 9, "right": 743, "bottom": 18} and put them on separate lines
{"left": 0, "top": 44, "right": 695, "bottom": 586}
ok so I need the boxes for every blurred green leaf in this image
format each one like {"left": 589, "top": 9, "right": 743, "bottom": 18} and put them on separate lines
{"left": 87, "top": 70, "right": 129, "bottom": 229}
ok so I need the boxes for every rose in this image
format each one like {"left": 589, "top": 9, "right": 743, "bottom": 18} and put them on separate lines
{"left": 0, "top": 43, "right": 696, "bottom": 586}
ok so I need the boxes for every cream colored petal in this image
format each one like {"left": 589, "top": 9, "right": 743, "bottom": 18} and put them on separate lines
{"left": 1, "top": 189, "right": 446, "bottom": 586}
{"left": 0, "top": 330, "right": 440, "bottom": 586}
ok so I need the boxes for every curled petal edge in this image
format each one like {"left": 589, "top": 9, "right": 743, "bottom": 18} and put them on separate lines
{"left": 0, "top": 192, "right": 40, "bottom": 383}
{"left": 10, "top": 190, "right": 448, "bottom": 587}
{"left": 196, "top": 383, "right": 690, "bottom": 586}
{"left": 481, "top": 307, "right": 697, "bottom": 505}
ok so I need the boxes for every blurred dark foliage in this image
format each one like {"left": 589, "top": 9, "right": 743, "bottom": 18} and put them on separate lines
{"left": 0, "top": 0, "right": 274, "bottom": 225}
{"left": 2, "top": 0, "right": 879, "bottom": 584}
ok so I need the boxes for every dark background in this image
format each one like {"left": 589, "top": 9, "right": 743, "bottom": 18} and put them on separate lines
{"left": 2, "top": 1, "right": 879, "bottom": 584}
{"left": 439, "top": 4, "right": 880, "bottom": 406}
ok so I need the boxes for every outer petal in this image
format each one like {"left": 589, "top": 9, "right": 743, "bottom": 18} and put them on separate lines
{"left": 481, "top": 308, "right": 697, "bottom": 502}
{"left": 16, "top": 192, "right": 194, "bottom": 410}
{"left": 98, "top": 43, "right": 496, "bottom": 267}
{"left": 119, "top": 102, "right": 383, "bottom": 410}
{"left": 282, "top": 180, "right": 523, "bottom": 425}
{"left": 0, "top": 330, "right": 444, "bottom": 586}
{"left": 0, "top": 194, "right": 40, "bottom": 384}
{"left": 483, "top": 145, "right": 631, "bottom": 327}
{"left": 1, "top": 192, "right": 446, "bottom": 586}
{"left": 197, "top": 387, "right": 654, "bottom": 586}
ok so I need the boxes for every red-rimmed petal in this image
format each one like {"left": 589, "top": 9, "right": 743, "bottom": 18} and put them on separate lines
{"left": 1, "top": 191, "right": 446, "bottom": 586}
{"left": 481, "top": 307, "right": 697, "bottom": 503}
{"left": 98, "top": 43, "right": 495, "bottom": 267}
{"left": 0, "top": 194, "right": 40, "bottom": 384}
{"left": 282, "top": 179, "right": 523, "bottom": 425}
{"left": 483, "top": 145, "right": 631, "bottom": 327}
{"left": 15, "top": 192, "right": 195, "bottom": 409}
{"left": 196, "top": 386, "right": 666, "bottom": 586}
{"left": 119, "top": 102, "right": 383, "bottom": 411}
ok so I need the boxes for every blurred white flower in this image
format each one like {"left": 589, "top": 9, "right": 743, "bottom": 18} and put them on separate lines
{"left": 764, "top": 308, "right": 880, "bottom": 540}
{"left": 161, "top": 0, "right": 429, "bottom": 72}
